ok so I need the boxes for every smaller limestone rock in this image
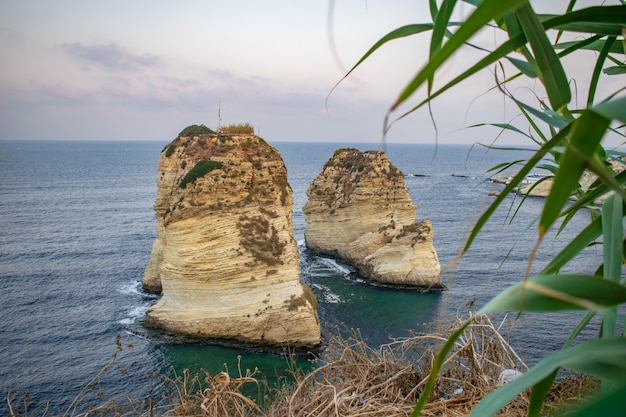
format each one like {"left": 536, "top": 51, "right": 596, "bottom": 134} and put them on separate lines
{"left": 303, "top": 148, "right": 442, "bottom": 289}
{"left": 143, "top": 131, "right": 320, "bottom": 347}
{"left": 361, "top": 221, "right": 441, "bottom": 286}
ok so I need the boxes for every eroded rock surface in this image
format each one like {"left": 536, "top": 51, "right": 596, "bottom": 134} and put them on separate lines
{"left": 143, "top": 133, "right": 320, "bottom": 347}
{"left": 303, "top": 149, "right": 442, "bottom": 288}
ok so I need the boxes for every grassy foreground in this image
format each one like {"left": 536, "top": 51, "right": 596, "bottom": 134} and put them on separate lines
{"left": 6, "top": 316, "right": 597, "bottom": 417}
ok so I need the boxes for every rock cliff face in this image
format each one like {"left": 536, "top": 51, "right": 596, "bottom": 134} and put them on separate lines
{"left": 143, "top": 133, "right": 320, "bottom": 347}
{"left": 303, "top": 149, "right": 442, "bottom": 288}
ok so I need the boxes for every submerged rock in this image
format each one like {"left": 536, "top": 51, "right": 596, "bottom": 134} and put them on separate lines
{"left": 143, "top": 132, "right": 320, "bottom": 347}
{"left": 303, "top": 148, "right": 442, "bottom": 288}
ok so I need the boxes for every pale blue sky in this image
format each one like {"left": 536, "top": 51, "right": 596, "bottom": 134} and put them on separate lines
{"left": 0, "top": 1, "right": 622, "bottom": 144}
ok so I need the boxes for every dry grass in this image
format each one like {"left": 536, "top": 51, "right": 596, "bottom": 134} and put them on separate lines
{"left": 266, "top": 314, "right": 530, "bottom": 417}
{"left": 6, "top": 316, "right": 598, "bottom": 417}
{"left": 159, "top": 364, "right": 264, "bottom": 417}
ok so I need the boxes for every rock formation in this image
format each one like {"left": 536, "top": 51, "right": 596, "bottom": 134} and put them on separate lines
{"left": 143, "top": 132, "right": 320, "bottom": 347}
{"left": 303, "top": 148, "right": 442, "bottom": 288}
{"left": 492, "top": 156, "right": 626, "bottom": 203}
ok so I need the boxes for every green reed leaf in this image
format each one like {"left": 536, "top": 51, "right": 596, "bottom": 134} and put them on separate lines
{"left": 603, "top": 193, "right": 623, "bottom": 283}
{"left": 541, "top": 216, "right": 603, "bottom": 274}
{"left": 528, "top": 371, "right": 558, "bottom": 417}
{"left": 331, "top": 23, "right": 437, "bottom": 96}
{"left": 586, "top": 153, "right": 626, "bottom": 201}
{"left": 544, "top": 6, "right": 626, "bottom": 36}
{"left": 567, "top": 384, "right": 626, "bottom": 417}
{"left": 557, "top": 37, "right": 623, "bottom": 54}
{"left": 516, "top": 3, "right": 571, "bottom": 110}
{"left": 604, "top": 66, "right": 626, "bottom": 75}
{"left": 389, "top": 5, "right": 626, "bottom": 124}
{"left": 391, "top": 0, "right": 527, "bottom": 111}
{"left": 539, "top": 109, "right": 610, "bottom": 235}
{"left": 428, "top": 0, "right": 458, "bottom": 94}
{"left": 480, "top": 274, "right": 626, "bottom": 313}
{"left": 463, "top": 125, "right": 570, "bottom": 252}
{"left": 509, "top": 95, "right": 569, "bottom": 129}
{"left": 503, "top": 10, "right": 523, "bottom": 37}
{"left": 411, "top": 318, "right": 472, "bottom": 416}
{"left": 561, "top": 169, "right": 626, "bottom": 219}
{"left": 602, "top": 194, "right": 623, "bottom": 338}
{"left": 507, "top": 56, "right": 538, "bottom": 77}
{"left": 430, "top": 0, "right": 457, "bottom": 57}
{"left": 470, "top": 338, "right": 626, "bottom": 417}
{"left": 469, "top": 123, "right": 534, "bottom": 140}
{"left": 594, "top": 95, "right": 626, "bottom": 124}
{"left": 588, "top": 37, "right": 616, "bottom": 106}
{"left": 428, "top": 0, "right": 438, "bottom": 21}
{"left": 393, "top": 33, "right": 528, "bottom": 124}
{"left": 383, "top": 5, "right": 625, "bottom": 121}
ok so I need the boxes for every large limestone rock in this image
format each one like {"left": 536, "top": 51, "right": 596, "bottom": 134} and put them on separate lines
{"left": 303, "top": 148, "right": 442, "bottom": 288}
{"left": 143, "top": 133, "right": 320, "bottom": 347}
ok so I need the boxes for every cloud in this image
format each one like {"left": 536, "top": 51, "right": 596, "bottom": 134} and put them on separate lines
{"left": 0, "top": 26, "right": 23, "bottom": 42}
{"left": 62, "top": 42, "right": 161, "bottom": 72}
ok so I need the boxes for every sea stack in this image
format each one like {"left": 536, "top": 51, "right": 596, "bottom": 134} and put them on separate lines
{"left": 303, "top": 148, "right": 442, "bottom": 288}
{"left": 143, "top": 128, "right": 320, "bottom": 347}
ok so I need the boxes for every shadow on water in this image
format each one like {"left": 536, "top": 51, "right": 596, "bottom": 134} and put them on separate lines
{"left": 158, "top": 341, "right": 315, "bottom": 396}
{"left": 300, "top": 251, "right": 444, "bottom": 348}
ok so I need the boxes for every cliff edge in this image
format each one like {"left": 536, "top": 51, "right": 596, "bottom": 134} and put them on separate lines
{"left": 143, "top": 132, "right": 320, "bottom": 347}
{"left": 303, "top": 148, "right": 442, "bottom": 288}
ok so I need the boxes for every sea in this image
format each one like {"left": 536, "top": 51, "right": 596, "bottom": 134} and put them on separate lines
{"left": 0, "top": 140, "right": 604, "bottom": 413}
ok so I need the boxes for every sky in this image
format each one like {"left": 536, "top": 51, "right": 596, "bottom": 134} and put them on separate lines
{"left": 0, "top": 1, "right": 623, "bottom": 144}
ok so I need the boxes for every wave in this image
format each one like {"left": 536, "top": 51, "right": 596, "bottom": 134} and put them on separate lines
{"left": 118, "top": 280, "right": 159, "bottom": 299}
{"left": 317, "top": 257, "right": 353, "bottom": 276}
{"left": 119, "top": 303, "right": 151, "bottom": 325}
{"left": 309, "top": 283, "right": 343, "bottom": 304}
{"left": 118, "top": 279, "right": 158, "bottom": 326}
{"left": 118, "top": 280, "right": 143, "bottom": 296}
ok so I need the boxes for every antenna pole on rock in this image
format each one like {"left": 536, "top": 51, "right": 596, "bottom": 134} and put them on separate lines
{"left": 218, "top": 101, "right": 222, "bottom": 132}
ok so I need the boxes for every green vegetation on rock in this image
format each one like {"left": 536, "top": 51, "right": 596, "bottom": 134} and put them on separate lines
{"left": 179, "top": 159, "right": 222, "bottom": 189}
{"left": 178, "top": 124, "right": 215, "bottom": 137}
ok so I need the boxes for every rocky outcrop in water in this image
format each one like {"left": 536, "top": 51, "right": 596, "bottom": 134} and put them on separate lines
{"left": 303, "top": 148, "right": 442, "bottom": 288}
{"left": 143, "top": 132, "right": 320, "bottom": 347}
{"left": 492, "top": 156, "right": 626, "bottom": 203}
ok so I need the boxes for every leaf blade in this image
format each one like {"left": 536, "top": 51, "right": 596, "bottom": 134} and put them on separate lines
{"left": 540, "top": 216, "right": 603, "bottom": 274}
{"left": 470, "top": 338, "right": 626, "bottom": 417}
{"left": 479, "top": 274, "right": 626, "bottom": 313}
{"left": 516, "top": 3, "right": 571, "bottom": 110}
{"left": 391, "top": 0, "right": 527, "bottom": 111}
{"left": 539, "top": 109, "right": 611, "bottom": 235}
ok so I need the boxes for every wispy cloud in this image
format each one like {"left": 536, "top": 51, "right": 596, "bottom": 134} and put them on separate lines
{"left": 0, "top": 26, "right": 23, "bottom": 42}
{"left": 62, "top": 42, "right": 161, "bottom": 72}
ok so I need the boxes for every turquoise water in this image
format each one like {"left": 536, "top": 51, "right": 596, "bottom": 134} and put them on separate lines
{"left": 0, "top": 140, "right": 602, "bottom": 412}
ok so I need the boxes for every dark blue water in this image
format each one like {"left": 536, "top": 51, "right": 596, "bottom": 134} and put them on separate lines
{"left": 0, "top": 140, "right": 601, "bottom": 412}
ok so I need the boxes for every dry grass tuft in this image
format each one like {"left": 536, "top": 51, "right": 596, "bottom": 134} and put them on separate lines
{"left": 266, "top": 314, "right": 529, "bottom": 417}
{"left": 160, "top": 361, "right": 264, "bottom": 417}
